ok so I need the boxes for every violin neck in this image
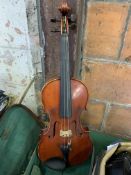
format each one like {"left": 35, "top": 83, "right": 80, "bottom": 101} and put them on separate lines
{"left": 60, "top": 18, "right": 72, "bottom": 118}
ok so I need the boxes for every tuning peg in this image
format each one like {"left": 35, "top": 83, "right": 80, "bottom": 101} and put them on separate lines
{"left": 50, "top": 18, "right": 60, "bottom": 23}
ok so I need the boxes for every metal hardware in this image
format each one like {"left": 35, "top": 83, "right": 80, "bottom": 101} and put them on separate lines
{"left": 50, "top": 13, "right": 77, "bottom": 33}
{"left": 60, "top": 130, "right": 72, "bottom": 137}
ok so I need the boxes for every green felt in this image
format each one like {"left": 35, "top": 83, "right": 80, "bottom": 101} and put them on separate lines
{"left": 0, "top": 104, "right": 124, "bottom": 175}
{"left": 0, "top": 105, "right": 41, "bottom": 175}
{"left": 42, "top": 131, "right": 123, "bottom": 175}
{"left": 31, "top": 165, "right": 42, "bottom": 175}
{"left": 23, "top": 148, "right": 40, "bottom": 175}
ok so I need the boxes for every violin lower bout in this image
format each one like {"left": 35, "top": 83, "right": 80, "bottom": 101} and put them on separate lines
{"left": 38, "top": 128, "right": 92, "bottom": 166}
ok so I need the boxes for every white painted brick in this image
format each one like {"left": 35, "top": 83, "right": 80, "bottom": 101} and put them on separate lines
{"left": 26, "top": 0, "right": 39, "bottom": 36}
{"left": 0, "top": 0, "right": 39, "bottom": 113}
{"left": 0, "top": 0, "right": 29, "bottom": 49}
{"left": 22, "top": 83, "right": 38, "bottom": 114}
{"left": 0, "top": 48, "right": 34, "bottom": 86}
{"left": 0, "top": 80, "right": 37, "bottom": 114}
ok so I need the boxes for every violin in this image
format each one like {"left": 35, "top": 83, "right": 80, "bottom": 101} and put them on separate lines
{"left": 38, "top": 1, "right": 92, "bottom": 170}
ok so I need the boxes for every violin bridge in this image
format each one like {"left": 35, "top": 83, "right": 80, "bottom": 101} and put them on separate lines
{"left": 60, "top": 129, "right": 72, "bottom": 138}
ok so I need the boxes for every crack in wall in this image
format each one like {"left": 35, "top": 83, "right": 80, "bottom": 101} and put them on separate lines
{"left": 117, "top": 5, "right": 131, "bottom": 59}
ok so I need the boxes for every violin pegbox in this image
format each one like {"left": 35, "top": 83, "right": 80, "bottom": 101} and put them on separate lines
{"left": 50, "top": 1, "right": 76, "bottom": 33}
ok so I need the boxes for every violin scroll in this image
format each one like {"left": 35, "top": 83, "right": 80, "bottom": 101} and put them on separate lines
{"left": 58, "top": 1, "right": 71, "bottom": 16}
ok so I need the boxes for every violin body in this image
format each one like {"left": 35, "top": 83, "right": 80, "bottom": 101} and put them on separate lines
{"left": 38, "top": 78, "right": 92, "bottom": 166}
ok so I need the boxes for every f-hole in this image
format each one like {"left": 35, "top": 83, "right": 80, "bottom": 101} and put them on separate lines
{"left": 53, "top": 121, "right": 59, "bottom": 137}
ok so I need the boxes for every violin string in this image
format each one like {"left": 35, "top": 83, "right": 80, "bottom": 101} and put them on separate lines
{"left": 66, "top": 15, "right": 69, "bottom": 149}
{"left": 64, "top": 31, "right": 66, "bottom": 149}
{"left": 60, "top": 19, "right": 63, "bottom": 136}
{"left": 63, "top": 15, "right": 66, "bottom": 149}
{"left": 65, "top": 15, "right": 67, "bottom": 149}
{"left": 67, "top": 16, "right": 72, "bottom": 148}
{"left": 65, "top": 15, "right": 69, "bottom": 148}
{"left": 66, "top": 15, "right": 70, "bottom": 147}
{"left": 61, "top": 14, "right": 65, "bottom": 148}
{"left": 66, "top": 20, "right": 68, "bottom": 147}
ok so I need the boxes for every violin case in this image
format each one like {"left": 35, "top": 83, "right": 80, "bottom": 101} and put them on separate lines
{"left": 0, "top": 104, "right": 124, "bottom": 175}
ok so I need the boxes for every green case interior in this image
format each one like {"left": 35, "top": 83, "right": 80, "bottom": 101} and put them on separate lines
{"left": 0, "top": 105, "right": 41, "bottom": 175}
{"left": 0, "top": 105, "right": 123, "bottom": 175}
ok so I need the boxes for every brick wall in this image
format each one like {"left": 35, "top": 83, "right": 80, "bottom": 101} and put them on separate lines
{"left": 81, "top": 1, "right": 131, "bottom": 138}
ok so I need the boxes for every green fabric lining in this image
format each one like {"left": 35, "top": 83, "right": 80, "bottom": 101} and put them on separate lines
{"left": 0, "top": 105, "right": 41, "bottom": 175}
{"left": 0, "top": 105, "right": 124, "bottom": 175}
{"left": 41, "top": 131, "right": 123, "bottom": 175}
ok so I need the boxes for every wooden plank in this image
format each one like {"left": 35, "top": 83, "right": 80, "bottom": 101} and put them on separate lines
{"left": 40, "top": 0, "right": 81, "bottom": 80}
